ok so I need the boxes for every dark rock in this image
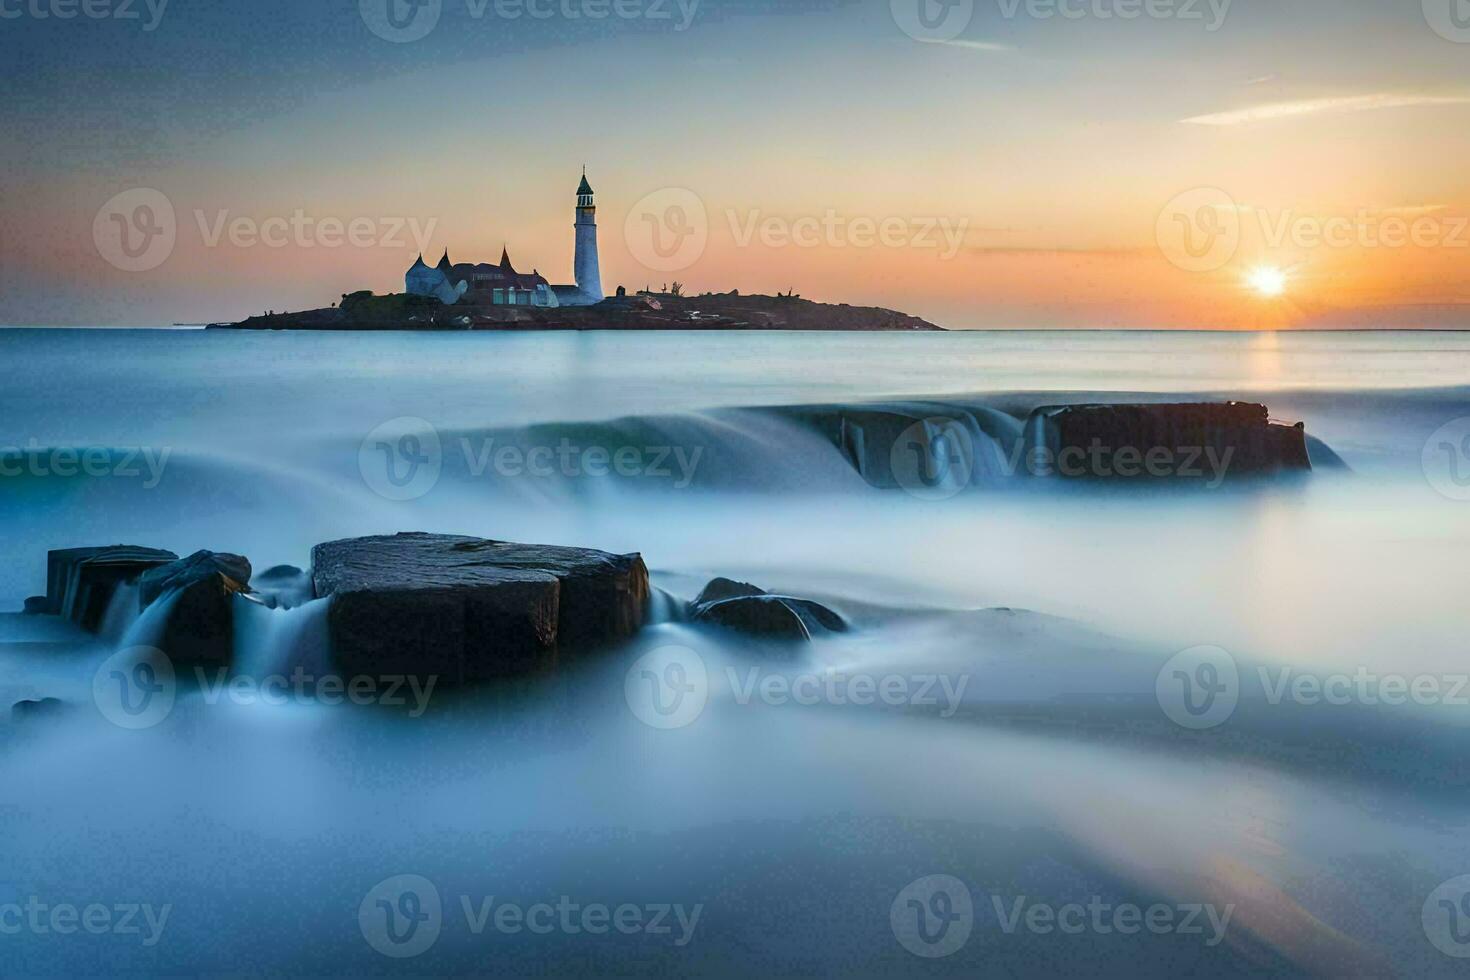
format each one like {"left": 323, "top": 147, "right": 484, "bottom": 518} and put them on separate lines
{"left": 694, "top": 595, "right": 813, "bottom": 641}
{"left": 1028, "top": 402, "right": 1311, "bottom": 480}
{"left": 690, "top": 578, "right": 847, "bottom": 641}
{"left": 137, "top": 551, "right": 252, "bottom": 667}
{"left": 45, "top": 545, "right": 179, "bottom": 631}
{"left": 694, "top": 577, "right": 766, "bottom": 606}
{"left": 12, "top": 697, "right": 67, "bottom": 723}
{"left": 22, "top": 596, "right": 47, "bottom": 615}
{"left": 310, "top": 533, "right": 649, "bottom": 684}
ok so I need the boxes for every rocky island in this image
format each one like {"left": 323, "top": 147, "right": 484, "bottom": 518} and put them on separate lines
{"left": 210, "top": 172, "right": 945, "bottom": 332}
{"left": 212, "top": 288, "right": 945, "bottom": 332}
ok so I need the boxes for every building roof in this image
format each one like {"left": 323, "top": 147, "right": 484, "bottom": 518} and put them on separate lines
{"left": 577, "top": 173, "right": 593, "bottom": 196}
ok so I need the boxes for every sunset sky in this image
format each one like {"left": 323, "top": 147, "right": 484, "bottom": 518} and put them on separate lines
{"left": 1, "top": 0, "right": 1467, "bottom": 328}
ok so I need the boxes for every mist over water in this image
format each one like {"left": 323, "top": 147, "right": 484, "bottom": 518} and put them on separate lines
{"left": 2, "top": 328, "right": 1469, "bottom": 976}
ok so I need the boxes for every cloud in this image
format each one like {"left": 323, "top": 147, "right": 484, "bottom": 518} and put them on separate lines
{"left": 1181, "top": 93, "right": 1470, "bottom": 126}
{"left": 916, "top": 38, "right": 1014, "bottom": 52}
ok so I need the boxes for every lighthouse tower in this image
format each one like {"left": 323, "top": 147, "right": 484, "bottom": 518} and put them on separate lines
{"left": 573, "top": 170, "right": 602, "bottom": 304}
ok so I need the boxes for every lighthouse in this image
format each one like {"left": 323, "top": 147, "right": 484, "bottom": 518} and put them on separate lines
{"left": 573, "top": 170, "right": 602, "bottom": 305}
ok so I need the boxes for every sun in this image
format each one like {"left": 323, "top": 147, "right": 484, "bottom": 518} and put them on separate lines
{"left": 1247, "top": 266, "right": 1288, "bottom": 298}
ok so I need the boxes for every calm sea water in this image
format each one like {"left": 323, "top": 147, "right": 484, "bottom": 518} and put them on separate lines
{"left": 2, "top": 328, "right": 1469, "bottom": 976}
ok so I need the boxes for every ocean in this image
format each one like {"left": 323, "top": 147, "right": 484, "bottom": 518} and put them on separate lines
{"left": 1, "top": 327, "right": 1469, "bottom": 976}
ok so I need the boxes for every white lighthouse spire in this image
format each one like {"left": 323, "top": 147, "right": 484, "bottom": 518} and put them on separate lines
{"left": 573, "top": 170, "right": 601, "bottom": 304}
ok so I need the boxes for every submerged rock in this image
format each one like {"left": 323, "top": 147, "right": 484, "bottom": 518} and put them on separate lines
{"left": 45, "top": 545, "right": 179, "bottom": 632}
{"left": 311, "top": 533, "right": 649, "bottom": 684}
{"left": 22, "top": 597, "right": 47, "bottom": 615}
{"left": 1028, "top": 402, "right": 1312, "bottom": 480}
{"left": 251, "top": 565, "right": 313, "bottom": 609}
{"left": 690, "top": 577, "right": 846, "bottom": 642}
{"left": 12, "top": 697, "right": 67, "bottom": 723}
{"left": 137, "top": 551, "right": 252, "bottom": 667}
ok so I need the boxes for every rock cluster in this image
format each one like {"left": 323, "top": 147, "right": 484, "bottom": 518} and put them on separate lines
{"left": 689, "top": 577, "right": 846, "bottom": 642}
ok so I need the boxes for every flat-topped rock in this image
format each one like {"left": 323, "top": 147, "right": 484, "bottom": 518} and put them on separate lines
{"left": 1029, "top": 402, "right": 1312, "bottom": 479}
{"left": 311, "top": 533, "right": 649, "bottom": 683}
{"left": 45, "top": 545, "right": 179, "bottom": 632}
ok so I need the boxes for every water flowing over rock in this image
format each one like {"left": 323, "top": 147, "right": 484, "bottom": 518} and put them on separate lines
{"left": 310, "top": 533, "right": 649, "bottom": 684}
{"left": 690, "top": 577, "right": 846, "bottom": 642}
{"left": 136, "top": 551, "right": 253, "bottom": 667}
{"left": 251, "top": 565, "right": 313, "bottom": 609}
{"left": 44, "top": 545, "right": 179, "bottom": 632}
{"left": 1027, "top": 402, "right": 1312, "bottom": 479}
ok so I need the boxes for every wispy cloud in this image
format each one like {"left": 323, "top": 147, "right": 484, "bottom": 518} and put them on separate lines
{"left": 1182, "top": 93, "right": 1470, "bottom": 126}
{"left": 916, "top": 38, "right": 1014, "bottom": 53}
